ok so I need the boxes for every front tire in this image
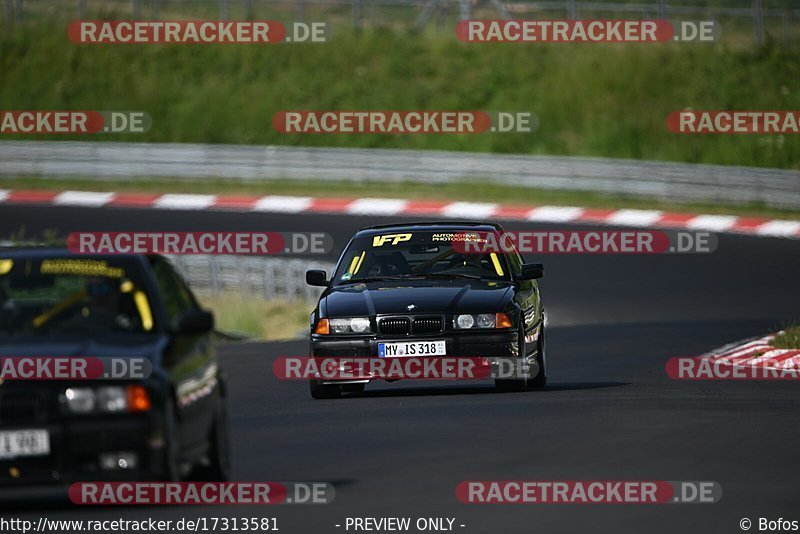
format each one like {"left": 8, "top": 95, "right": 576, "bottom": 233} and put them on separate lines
{"left": 341, "top": 383, "right": 366, "bottom": 394}
{"left": 194, "top": 396, "right": 232, "bottom": 481}
{"left": 161, "top": 396, "right": 181, "bottom": 481}
{"left": 309, "top": 380, "right": 342, "bottom": 399}
{"left": 528, "top": 323, "right": 547, "bottom": 389}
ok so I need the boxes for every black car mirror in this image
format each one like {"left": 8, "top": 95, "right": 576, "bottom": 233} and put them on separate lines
{"left": 519, "top": 263, "right": 544, "bottom": 280}
{"left": 172, "top": 309, "right": 214, "bottom": 335}
{"left": 306, "top": 269, "right": 329, "bottom": 287}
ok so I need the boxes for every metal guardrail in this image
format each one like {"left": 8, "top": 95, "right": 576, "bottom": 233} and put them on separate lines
{"left": 166, "top": 255, "right": 334, "bottom": 302}
{"left": 2, "top": 0, "right": 798, "bottom": 43}
{"left": 1, "top": 141, "right": 799, "bottom": 209}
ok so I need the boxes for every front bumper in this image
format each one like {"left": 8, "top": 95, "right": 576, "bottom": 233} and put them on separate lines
{"left": 310, "top": 330, "right": 522, "bottom": 384}
{"left": 0, "top": 413, "right": 167, "bottom": 490}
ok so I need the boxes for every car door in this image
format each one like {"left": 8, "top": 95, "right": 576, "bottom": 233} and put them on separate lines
{"left": 150, "top": 258, "right": 219, "bottom": 459}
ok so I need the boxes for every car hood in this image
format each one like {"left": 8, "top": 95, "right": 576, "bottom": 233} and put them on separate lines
{"left": 321, "top": 280, "right": 513, "bottom": 317}
{"left": 0, "top": 335, "right": 168, "bottom": 361}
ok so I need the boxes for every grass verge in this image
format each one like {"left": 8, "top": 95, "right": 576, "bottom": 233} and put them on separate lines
{"left": 196, "top": 292, "right": 311, "bottom": 341}
{"left": 1, "top": 25, "right": 799, "bottom": 168}
{"left": 771, "top": 326, "right": 800, "bottom": 349}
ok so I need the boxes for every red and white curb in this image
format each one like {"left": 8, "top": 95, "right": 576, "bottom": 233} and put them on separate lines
{"left": 0, "top": 189, "right": 799, "bottom": 239}
{"left": 703, "top": 333, "right": 800, "bottom": 371}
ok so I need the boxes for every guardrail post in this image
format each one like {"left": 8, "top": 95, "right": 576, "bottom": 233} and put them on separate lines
{"left": 415, "top": 0, "right": 436, "bottom": 30}
{"left": 657, "top": 0, "right": 667, "bottom": 18}
{"left": 267, "top": 263, "right": 278, "bottom": 300}
{"left": 459, "top": 0, "right": 471, "bottom": 20}
{"left": 783, "top": 11, "right": 789, "bottom": 44}
{"left": 436, "top": 2, "right": 446, "bottom": 29}
{"left": 487, "top": 0, "right": 510, "bottom": 19}
{"left": 209, "top": 258, "right": 221, "bottom": 294}
{"left": 568, "top": 0, "right": 577, "bottom": 19}
{"left": 262, "top": 262, "right": 270, "bottom": 300}
{"left": 754, "top": 0, "right": 763, "bottom": 45}
{"left": 237, "top": 258, "right": 246, "bottom": 297}
{"left": 353, "top": 0, "right": 362, "bottom": 30}
{"left": 4, "top": 0, "right": 13, "bottom": 30}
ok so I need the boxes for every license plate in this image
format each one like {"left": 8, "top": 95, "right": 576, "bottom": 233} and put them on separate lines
{"left": 0, "top": 429, "right": 50, "bottom": 460}
{"left": 378, "top": 340, "right": 446, "bottom": 357}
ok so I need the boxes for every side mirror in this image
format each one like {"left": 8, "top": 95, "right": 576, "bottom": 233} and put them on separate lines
{"left": 519, "top": 263, "right": 544, "bottom": 280}
{"left": 172, "top": 309, "right": 214, "bottom": 335}
{"left": 306, "top": 269, "right": 329, "bottom": 287}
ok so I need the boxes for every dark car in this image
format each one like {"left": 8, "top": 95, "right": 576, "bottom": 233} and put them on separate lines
{"left": 305, "top": 222, "right": 546, "bottom": 398}
{"left": 0, "top": 249, "right": 229, "bottom": 497}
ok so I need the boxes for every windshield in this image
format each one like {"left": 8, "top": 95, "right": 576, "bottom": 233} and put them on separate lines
{"left": 0, "top": 256, "right": 156, "bottom": 337}
{"left": 333, "top": 230, "right": 512, "bottom": 285}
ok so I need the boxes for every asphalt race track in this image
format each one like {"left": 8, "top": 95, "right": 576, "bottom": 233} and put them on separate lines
{"left": 2, "top": 204, "right": 800, "bottom": 534}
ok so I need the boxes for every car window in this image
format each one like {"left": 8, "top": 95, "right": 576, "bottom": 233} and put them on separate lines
{"left": 0, "top": 256, "right": 155, "bottom": 336}
{"left": 507, "top": 248, "right": 524, "bottom": 276}
{"left": 151, "top": 259, "right": 197, "bottom": 321}
{"left": 333, "top": 230, "right": 512, "bottom": 284}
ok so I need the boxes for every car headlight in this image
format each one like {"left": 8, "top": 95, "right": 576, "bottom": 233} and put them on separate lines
{"left": 63, "top": 385, "right": 151, "bottom": 413}
{"left": 454, "top": 313, "right": 513, "bottom": 329}
{"left": 316, "top": 317, "right": 373, "bottom": 335}
{"left": 476, "top": 314, "right": 495, "bottom": 328}
{"left": 456, "top": 314, "right": 475, "bottom": 329}
{"left": 97, "top": 386, "right": 127, "bottom": 412}
{"left": 65, "top": 387, "right": 95, "bottom": 413}
{"left": 330, "top": 318, "right": 349, "bottom": 334}
{"left": 349, "top": 317, "right": 371, "bottom": 333}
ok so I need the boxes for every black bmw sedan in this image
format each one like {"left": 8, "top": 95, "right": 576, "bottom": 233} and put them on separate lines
{"left": 305, "top": 222, "right": 546, "bottom": 398}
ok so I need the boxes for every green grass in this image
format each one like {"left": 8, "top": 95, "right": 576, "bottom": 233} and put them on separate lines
{"left": 2, "top": 175, "right": 799, "bottom": 221}
{"left": 196, "top": 292, "right": 311, "bottom": 341}
{"left": 1, "top": 25, "right": 800, "bottom": 168}
{"left": 771, "top": 326, "right": 800, "bottom": 349}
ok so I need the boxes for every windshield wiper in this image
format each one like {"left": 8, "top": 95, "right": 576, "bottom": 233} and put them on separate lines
{"left": 367, "top": 273, "right": 485, "bottom": 281}
{"left": 419, "top": 273, "right": 484, "bottom": 280}
{"left": 337, "top": 275, "right": 410, "bottom": 284}
{"left": 340, "top": 273, "right": 486, "bottom": 285}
